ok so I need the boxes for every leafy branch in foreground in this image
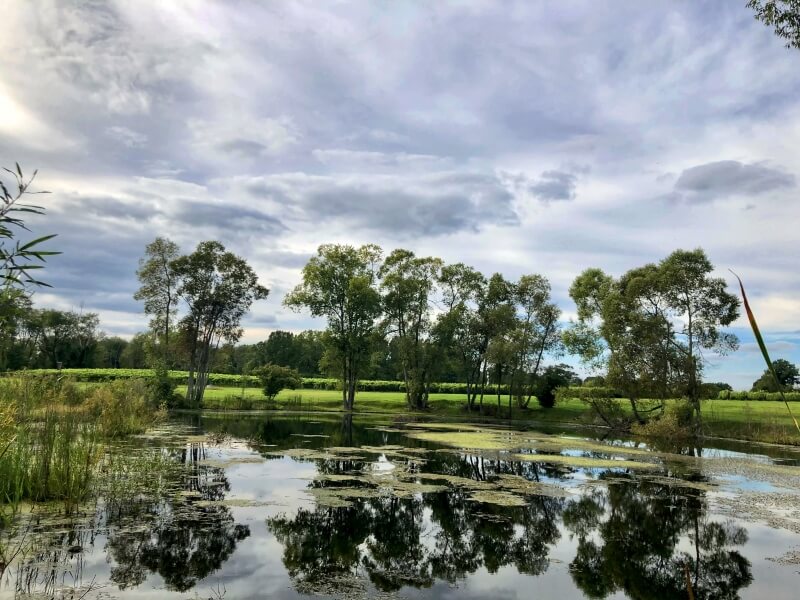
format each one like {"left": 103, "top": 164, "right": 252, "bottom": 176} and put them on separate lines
{"left": 731, "top": 270, "right": 800, "bottom": 435}
{"left": 0, "top": 164, "right": 59, "bottom": 288}
{"left": 748, "top": 0, "right": 800, "bottom": 50}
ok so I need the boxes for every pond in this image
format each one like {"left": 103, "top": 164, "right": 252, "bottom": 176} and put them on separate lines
{"left": 2, "top": 413, "right": 800, "bottom": 599}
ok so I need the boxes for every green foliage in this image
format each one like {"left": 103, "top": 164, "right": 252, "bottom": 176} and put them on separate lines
{"left": 379, "top": 249, "right": 443, "bottom": 409}
{"left": 751, "top": 358, "right": 799, "bottom": 392}
{"left": 285, "top": 243, "right": 383, "bottom": 409}
{"left": 147, "top": 362, "right": 179, "bottom": 408}
{"left": 565, "top": 248, "right": 739, "bottom": 428}
{"left": 254, "top": 364, "right": 303, "bottom": 400}
{"left": 718, "top": 389, "right": 800, "bottom": 401}
{"left": 0, "top": 375, "right": 166, "bottom": 521}
{"left": 0, "top": 164, "right": 59, "bottom": 288}
{"left": 748, "top": 0, "right": 800, "bottom": 49}
{"left": 172, "top": 240, "right": 269, "bottom": 407}
{"left": 533, "top": 364, "right": 577, "bottom": 408}
{"left": 134, "top": 237, "right": 180, "bottom": 359}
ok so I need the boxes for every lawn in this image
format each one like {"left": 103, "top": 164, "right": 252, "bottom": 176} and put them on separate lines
{"left": 187, "top": 385, "right": 800, "bottom": 445}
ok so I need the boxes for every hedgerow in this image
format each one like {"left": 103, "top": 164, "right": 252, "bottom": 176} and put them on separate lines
{"left": 15, "top": 369, "right": 507, "bottom": 395}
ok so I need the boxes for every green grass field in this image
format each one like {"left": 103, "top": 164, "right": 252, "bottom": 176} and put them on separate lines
{"left": 188, "top": 384, "right": 800, "bottom": 445}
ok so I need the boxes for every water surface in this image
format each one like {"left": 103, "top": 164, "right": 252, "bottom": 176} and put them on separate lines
{"left": 3, "top": 413, "right": 800, "bottom": 599}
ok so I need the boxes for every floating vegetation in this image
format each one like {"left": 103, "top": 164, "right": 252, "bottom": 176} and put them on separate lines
{"left": 767, "top": 549, "right": 800, "bottom": 565}
{"left": 469, "top": 490, "right": 530, "bottom": 507}
{"left": 512, "top": 453, "right": 658, "bottom": 470}
{"left": 195, "top": 498, "right": 280, "bottom": 508}
{"left": 715, "top": 492, "right": 800, "bottom": 535}
{"left": 198, "top": 456, "right": 265, "bottom": 469}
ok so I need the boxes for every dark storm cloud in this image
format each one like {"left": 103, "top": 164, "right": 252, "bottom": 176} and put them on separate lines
{"left": 673, "top": 160, "right": 795, "bottom": 202}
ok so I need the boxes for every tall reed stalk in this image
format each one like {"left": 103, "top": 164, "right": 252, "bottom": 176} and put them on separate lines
{"left": 731, "top": 271, "right": 800, "bottom": 436}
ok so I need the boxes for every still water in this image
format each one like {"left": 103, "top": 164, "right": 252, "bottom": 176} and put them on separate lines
{"left": 3, "top": 413, "right": 800, "bottom": 599}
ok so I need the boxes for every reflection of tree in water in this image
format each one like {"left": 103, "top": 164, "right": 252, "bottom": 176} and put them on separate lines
{"left": 267, "top": 453, "right": 565, "bottom": 593}
{"left": 565, "top": 474, "right": 752, "bottom": 600}
{"left": 269, "top": 452, "right": 753, "bottom": 598}
{"left": 104, "top": 446, "right": 250, "bottom": 593}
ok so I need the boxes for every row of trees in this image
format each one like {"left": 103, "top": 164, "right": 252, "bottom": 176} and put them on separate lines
{"left": 285, "top": 245, "right": 563, "bottom": 411}
{"left": 284, "top": 245, "right": 743, "bottom": 428}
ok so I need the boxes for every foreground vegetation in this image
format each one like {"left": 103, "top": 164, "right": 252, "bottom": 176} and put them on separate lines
{"left": 0, "top": 376, "right": 165, "bottom": 523}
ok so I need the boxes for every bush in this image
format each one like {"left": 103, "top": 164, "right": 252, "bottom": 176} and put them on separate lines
{"left": 147, "top": 363, "right": 179, "bottom": 408}
{"left": 254, "top": 364, "right": 302, "bottom": 400}
{"left": 632, "top": 401, "right": 693, "bottom": 441}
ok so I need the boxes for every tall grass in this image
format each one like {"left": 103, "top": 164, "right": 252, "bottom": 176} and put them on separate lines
{"left": 0, "top": 375, "right": 164, "bottom": 523}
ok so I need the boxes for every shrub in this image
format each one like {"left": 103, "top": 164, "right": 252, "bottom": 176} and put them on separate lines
{"left": 254, "top": 364, "right": 302, "bottom": 400}
{"left": 632, "top": 401, "right": 693, "bottom": 441}
{"left": 147, "top": 363, "right": 179, "bottom": 408}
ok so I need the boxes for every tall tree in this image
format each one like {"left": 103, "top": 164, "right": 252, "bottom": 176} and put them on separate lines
{"left": 435, "top": 263, "right": 487, "bottom": 409}
{"left": 285, "top": 244, "right": 383, "bottom": 410}
{"left": 659, "top": 249, "right": 739, "bottom": 427}
{"left": 134, "top": 237, "right": 180, "bottom": 361}
{"left": 173, "top": 241, "right": 268, "bottom": 407}
{"left": 379, "top": 249, "right": 443, "bottom": 410}
{"left": 511, "top": 274, "right": 562, "bottom": 409}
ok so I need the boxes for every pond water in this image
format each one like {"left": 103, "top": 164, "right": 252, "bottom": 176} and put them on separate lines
{"left": 3, "top": 413, "right": 800, "bottom": 599}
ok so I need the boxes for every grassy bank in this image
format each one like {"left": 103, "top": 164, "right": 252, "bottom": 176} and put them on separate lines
{"left": 188, "top": 385, "right": 800, "bottom": 446}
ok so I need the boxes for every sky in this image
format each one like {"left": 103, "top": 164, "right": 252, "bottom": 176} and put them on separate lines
{"left": 1, "top": 0, "right": 799, "bottom": 389}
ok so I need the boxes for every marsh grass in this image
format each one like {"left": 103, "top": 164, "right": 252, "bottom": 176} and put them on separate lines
{"left": 0, "top": 375, "right": 165, "bottom": 524}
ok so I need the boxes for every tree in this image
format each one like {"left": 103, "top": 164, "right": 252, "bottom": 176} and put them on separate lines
{"left": 379, "top": 249, "right": 443, "bottom": 410}
{"left": 748, "top": 0, "right": 800, "bottom": 49}
{"left": 120, "top": 332, "right": 152, "bottom": 369}
{"left": 285, "top": 244, "right": 382, "bottom": 410}
{"left": 476, "top": 274, "right": 517, "bottom": 413}
{"left": 27, "top": 309, "right": 102, "bottom": 368}
{"left": 659, "top": 249, "right": 739, "bottom": 427}
{"left": 752, "top": 358, "right": 799, "bottom": 391}
{"left": 97, "top": 336, "right": 128, "bottom": 368}
{"left": 435, "top": 263, "right": 487, "bottom": 409}
{"left": 134, "top": 238, "right": 180, "bottom": 362}
{"left": 173, "top": 241, "right": 269, "bottom": 408}
{"left": 565, "top": 249, "right": 739, "bottom": 430}
{"left": 510, "top": 274, "right": 562, "bottom": 409}
{"left": 534, "top": 364, "right": 577, "bottom": 408}
{"left": 254, "top": 364, "right": 302, "bottom": 400}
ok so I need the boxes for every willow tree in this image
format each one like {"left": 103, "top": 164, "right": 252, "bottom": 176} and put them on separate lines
{"left": 285, "top": 244, "right": 382, "bottom": 410}
{"left": 173, "top": 241, "right": 269, "bottom": 408}
{"left": 565, "top": 249, "right": 739, "bottom": 430}
{"left": 379, "top": 249, "right": 443, "bottom": 410}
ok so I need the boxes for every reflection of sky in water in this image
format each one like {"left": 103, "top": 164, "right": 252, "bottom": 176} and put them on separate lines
{"left": 3, "top": 415, "right": 800, "bottom": 599}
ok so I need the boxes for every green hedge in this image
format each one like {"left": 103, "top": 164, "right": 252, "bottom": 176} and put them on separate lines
{"left": 716, "top": 389, "right": 800, "bottom": 401}
{"left": 555, "top": 386, "right": 622, "bottom": 401}
{"left": 15, "top": 369, "right": 504, "bottom": 395}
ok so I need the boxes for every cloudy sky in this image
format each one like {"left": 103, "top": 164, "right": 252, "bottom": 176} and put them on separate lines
{"left": 2, "top": 1, "right": 799, "bottom": 388}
